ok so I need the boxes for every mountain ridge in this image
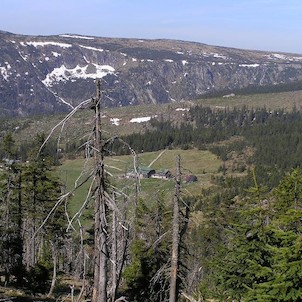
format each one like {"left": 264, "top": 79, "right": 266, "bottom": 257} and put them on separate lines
{"left": 1, "top": 30, "right": 302, "bottom": 117}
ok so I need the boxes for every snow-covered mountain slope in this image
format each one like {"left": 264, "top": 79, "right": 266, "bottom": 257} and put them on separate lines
{"left": 1, "top": 30, "right": 302, "bottom": 117}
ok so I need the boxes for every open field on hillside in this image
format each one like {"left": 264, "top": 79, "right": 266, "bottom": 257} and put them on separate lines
{"left": 197, "top": 90, "right": 302, "bottom": 110}
{"left": 57, "top": 148, "right": 222, "bottom": 218}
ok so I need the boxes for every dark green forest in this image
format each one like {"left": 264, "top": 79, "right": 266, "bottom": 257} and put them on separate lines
{"left": 114, "top": 105, "right": 302, "bottom": 186}
{"left": 2, "top": 104, "right": 302, "bottom": 301}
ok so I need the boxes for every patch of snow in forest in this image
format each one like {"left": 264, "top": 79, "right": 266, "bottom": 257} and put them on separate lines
{"left": 175, "top": 108, "right": 189, "bottom": 111}
{"left": 165, "top": 59, "right": 174, "bottom": 63}
{"left": 182, "top": 60, "right": 188, "bottom": 65}
{"left": 110, "top": 118, "right": 120, "bottom": 126}
{"left": 130, "top": 116, "right": 157, "bottom": 123}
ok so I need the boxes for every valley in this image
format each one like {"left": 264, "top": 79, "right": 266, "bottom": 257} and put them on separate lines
{"left": 2, "top": 41, "right": 302, "bottom": 301}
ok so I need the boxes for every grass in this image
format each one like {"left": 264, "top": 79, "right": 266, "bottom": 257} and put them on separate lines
{"left": 57, "top": 158, "right": 95, "bottom": 219}
{"left": 196, "top": 90, "right": 302, "bottom": 110}
{"left": 57, "top": 148, "right": 222, "bottom": 220}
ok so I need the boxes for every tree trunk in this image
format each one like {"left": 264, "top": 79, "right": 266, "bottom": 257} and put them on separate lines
{"left": 92, "top": 79, "right": 108, "bottom": 302}
{"left": 47, "top": 243, "right": 57, "bottom": 297}
{"left": 111, "top": 196, "right": 117, "bottom": 302}
{"left": 169, "top": 155, "right": 181, "bottom": 302}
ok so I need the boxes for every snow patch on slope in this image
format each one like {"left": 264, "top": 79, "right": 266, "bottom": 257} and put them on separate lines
{"left": 42, "top": 64, "right": 115, "bottom": 87}
{"left": 52, "top": 51, "right": 61, "bottom": 57}
{"left": 130, "top": 116, "right": 157, "bottom": 123}
{"left": 0, "top": 62, "right": 12, "bottom": 80}
{"left": 79, "top": 45, "right": 104, "bottom": 52}
{"left": 266, "top": 53, "right": 302, "bottom": 62}
{"left": 60, "top": 34, "right": 94, "bottom": 40}
{"left": 110, "top": 118, "right": 120, "bottom": 126}
{"left": 239, "top": 64, "right": 260, "bottom": 68}
{"left": 20, "top": 41, "right": 72, "bottom": 48}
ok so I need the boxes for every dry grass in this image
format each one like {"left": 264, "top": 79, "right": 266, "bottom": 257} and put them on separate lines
{"left": 196, "top": 90, "right": 302, "bottom": 110}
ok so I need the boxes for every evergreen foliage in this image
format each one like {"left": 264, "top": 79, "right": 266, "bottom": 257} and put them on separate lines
{"left": 3, "top": 103, "right": 302, "bottom": 299}
{"left": 212, "top": 169, "right": 302, "bottom": 301}
{"left": 123, "top": 197, "right": 171, "bottom": 302}
{"left": 0, "top": 133, "right": 24, "bottom": 284}
{"left": 0, "top": 133, "right": 68, "bottom": 292}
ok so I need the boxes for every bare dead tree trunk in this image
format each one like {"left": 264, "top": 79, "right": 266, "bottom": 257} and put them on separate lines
{"left": 76, "top": 251, "right": 88, "bottom": 302}
{"left": 169, "top": 155, "right": 181, "bottom": 302}
{"left": 116, "top": 196, "right": 130, "bottom": 295}
{"left": 47, "top": 242, "right": 57, "bottom": 297}
{"left": 92, "top": 79, "right": 108, "bottom": 302}
{"left": 111, "top": 193, "right": 118, "bottom": 302}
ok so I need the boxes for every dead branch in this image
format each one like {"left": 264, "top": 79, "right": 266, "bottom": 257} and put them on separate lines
{"left": 31, "top": 192, "right": 71, "bottom": 240}
{"left": 181, "top": 291, "right": 203, "bottom": 302}
{"left": 37, "top": 98, "right": 92, "bottom": 157}
{"left": 67, "top": 175, "right": 96, "bottom": 231}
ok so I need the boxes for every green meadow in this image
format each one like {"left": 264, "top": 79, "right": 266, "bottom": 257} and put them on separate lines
{"left": 57, "top": 148, "right": 222, "bottom": 218}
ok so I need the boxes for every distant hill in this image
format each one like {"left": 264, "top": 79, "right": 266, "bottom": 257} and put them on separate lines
{"left": 1, "top": 30, "right": 302, "bottom": 117}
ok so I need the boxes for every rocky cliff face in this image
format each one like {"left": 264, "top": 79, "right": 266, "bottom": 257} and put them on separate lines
{"left": 1, "top": 30, "right": 302, "bottom": 117}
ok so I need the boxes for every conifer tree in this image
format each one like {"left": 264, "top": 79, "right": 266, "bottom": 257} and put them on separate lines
{"left": 245, "top": 169, "right": 302, "bottom": 301}
{"left": 22, "top": 133, "right": 63, "bottom": 274}
{"left": 0, "top": 133, "right": 24, "bottom": 284}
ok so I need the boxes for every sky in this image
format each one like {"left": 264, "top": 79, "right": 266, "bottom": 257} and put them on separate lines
{"left": 1, "top": 0, "right": 302, "bottom": 54}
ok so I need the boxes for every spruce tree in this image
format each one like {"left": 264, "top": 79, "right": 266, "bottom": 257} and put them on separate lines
{"left": 0, "top": 133, "right": 24, "bottom": 285}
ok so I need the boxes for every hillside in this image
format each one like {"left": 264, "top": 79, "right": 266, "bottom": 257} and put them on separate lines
{"left": 1, "top": 30, "right": 302, "bottom": 116}
{"left": 1, "top": 89, "right": 302, "bottom": 148}
{"left": 3, "top": 87, "right": 302, "bottom": 301}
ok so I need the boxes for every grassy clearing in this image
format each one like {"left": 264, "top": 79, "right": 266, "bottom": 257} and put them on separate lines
{"left": 57, "top": 148, "right": 222, "bottom": 218}
{"left": 57, "top": 158, "right": 95, "bottom": 218}
{"left": 196, "top": 90, "right": 302, "bottom": 110}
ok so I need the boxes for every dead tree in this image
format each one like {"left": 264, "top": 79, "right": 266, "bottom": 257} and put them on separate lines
{"left": 169, "top": 155, "right": 181, "bottom": 302}
{"left": 92, "top": 79, "right": 109, "bottom": 302}
{"left": 36, "top": 79, "right": 135, "bottom": 301}
{"left": 111, "top": 193, "right": 118, "bottom": 302}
